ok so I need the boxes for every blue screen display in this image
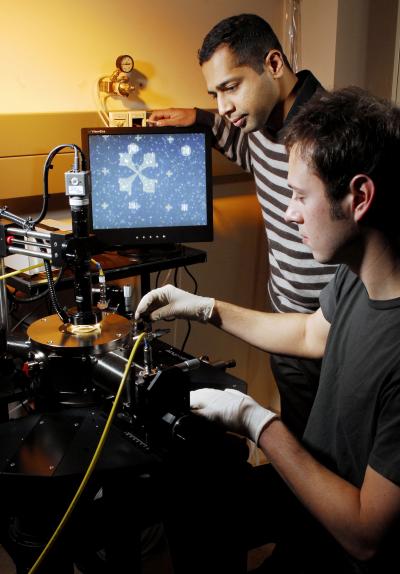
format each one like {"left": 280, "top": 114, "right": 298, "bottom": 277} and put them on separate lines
{"left": 88, "top": 132, "right": 208, "bottom": 230}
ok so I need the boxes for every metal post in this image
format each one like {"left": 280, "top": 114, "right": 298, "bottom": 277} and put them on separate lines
{"left": 0, "top": 258, "right": 9, "bottom": 333}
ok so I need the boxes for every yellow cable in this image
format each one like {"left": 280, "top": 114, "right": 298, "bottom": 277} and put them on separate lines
{"left": 91, "top": 258, "right": 104, "bottom": 276}
{"left": 0, "top": 244, "right": 102, "bottom": 283}
{"left": 28, "top": 331, "right": 146, "bottom": 574}
{"left": 0, "top": 262, "right": 46, "bottom": 281}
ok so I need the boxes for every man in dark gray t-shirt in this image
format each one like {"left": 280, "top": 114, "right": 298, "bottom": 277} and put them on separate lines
{"left": 137, "top": 87, "right": 400, "bottom": 572}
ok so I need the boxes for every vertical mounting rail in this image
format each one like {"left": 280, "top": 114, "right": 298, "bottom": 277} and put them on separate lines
{"left": 0, "top": 258, "right": 9, "bottom": 333}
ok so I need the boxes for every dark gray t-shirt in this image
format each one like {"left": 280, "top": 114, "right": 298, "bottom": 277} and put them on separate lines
{"left": 303, "top": 265, "right": 400, "bottom": 489}
{"left": 301, "top": 265, "right": 400, "bottom": 571}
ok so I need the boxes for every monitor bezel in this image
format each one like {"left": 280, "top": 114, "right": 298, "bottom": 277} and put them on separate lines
{"left": 81, "top": 125, "right": 213, "bottom": 248}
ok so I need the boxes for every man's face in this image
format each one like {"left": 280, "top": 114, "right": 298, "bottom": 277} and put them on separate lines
{"left": 201, "top": 45, "right": 279, "bottom": 133}
{"left": 286, "top": 145, "right": 356, "bottom": 264}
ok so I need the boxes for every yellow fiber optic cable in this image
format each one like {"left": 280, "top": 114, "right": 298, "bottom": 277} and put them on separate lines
{"left": 90, "top": 258, "right": 104, "bottom": 275}
{"left": 28, "top": 331, "right": 146, "bottom": 574}
{"left": 0, "top": 263, "right": 45, "bottom": 281}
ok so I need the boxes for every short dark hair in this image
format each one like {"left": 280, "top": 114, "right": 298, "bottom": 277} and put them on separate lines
{"left": 285, "top": 87, "right": 400, "bottom": 233}
{"left": 198, "top": 13, "right": 290, "bottom": 73}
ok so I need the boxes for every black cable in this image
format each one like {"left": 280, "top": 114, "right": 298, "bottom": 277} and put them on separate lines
{"left": 4, "top": 144, "right": 85, "bottom": 326}
{"left": 155, "top": 269, "right": 176, "bottom": 322}
{"left": 9, "top": 285, "right": 48, "bottom": 304}
{"left": 180, "top": 319, "right": 191, "bottom": 353}
{"left": 184, "top": 265, "right": 198, "bottom": 294}
{"left": 10, "top": 300, "right": 44, "bottom": 333}
{"left": 32, "top": 143, "right": 84, "bottom": 228}
{"left": 46, "top": 293, "right": 53, "bottom": 315}
{"left": 8, "top": 237, "right": 51, "bottom": 303}
{"left": 180, "top": 266, "right": 199, "bottom": 352}
{"left": 9, "top": 263, "right": 66, "bottom": 304}
{"left": 155, "top": 266, "right": 199, "bottom": 350}
{"left": 44, "top": 260, "right": 69, "bottom": 323}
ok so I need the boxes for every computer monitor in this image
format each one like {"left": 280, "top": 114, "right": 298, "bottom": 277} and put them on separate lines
{"left": 81, "top": 125, "right": 213, "bottom": 250}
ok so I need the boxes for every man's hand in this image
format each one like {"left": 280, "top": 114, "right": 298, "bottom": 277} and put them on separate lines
{"left": 135, "top": 284, "right": 215, "bottom": 322}
{"left": 147, "top": 108, "right": 196, "bottom": 127}
{"left": 190, "top": 388, "right": 278, "bottom": 445}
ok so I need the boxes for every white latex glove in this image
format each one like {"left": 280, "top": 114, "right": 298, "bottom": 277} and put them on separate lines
{"left": 190, "top": 388, "right": 278, "bottom": 445}
{"left": 135, "top": 284, "right": 215, "bottom": 323}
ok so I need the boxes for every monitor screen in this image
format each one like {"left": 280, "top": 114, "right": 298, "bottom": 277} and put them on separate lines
{"left": 81, "top": 125, "right": 213, "bottom": 248}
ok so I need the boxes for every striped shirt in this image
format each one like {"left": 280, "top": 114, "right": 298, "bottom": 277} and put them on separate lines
{"left": 197, "top": 71, "right": 336, "bottom": 314}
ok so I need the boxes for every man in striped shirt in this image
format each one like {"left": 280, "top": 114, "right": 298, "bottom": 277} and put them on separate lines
{"left": 149, "top": 13, "right": 336, "bottom": 438}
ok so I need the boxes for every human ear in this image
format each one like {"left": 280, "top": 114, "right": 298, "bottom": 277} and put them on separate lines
{"left": 265, "top": 50, "right": 284, "bottom": 78}
{"left": 349, "top": 174, "right": 376, "bottom": 222}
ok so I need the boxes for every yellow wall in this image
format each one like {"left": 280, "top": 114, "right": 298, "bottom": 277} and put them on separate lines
{"left": 0, "top": 0, "right": 282, "bottom": 114}
{"left": 2, "top": 0, "right": 358, "bottom": 114}
{"left": 302, "top": 0, "right": 398, "bottom": 98}
{"left": 301, "top": 0, "right": 339, "bottom": 89}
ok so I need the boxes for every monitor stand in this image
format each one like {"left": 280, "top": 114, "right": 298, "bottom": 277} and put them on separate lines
{"left": 117, "top": 243, "right": 184, "bottom": 263}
